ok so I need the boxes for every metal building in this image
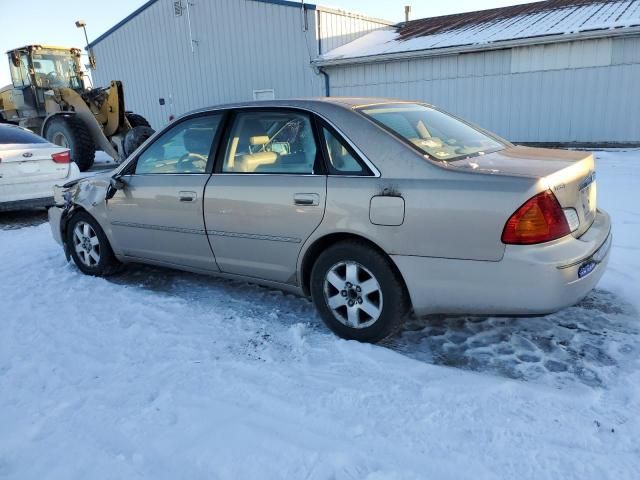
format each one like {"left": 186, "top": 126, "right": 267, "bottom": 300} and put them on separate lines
{"left": 315, "top": 0, "right": 640, "bottom": 146}
{"left": 87, "top": 0, "right": 391, "bottom": 128}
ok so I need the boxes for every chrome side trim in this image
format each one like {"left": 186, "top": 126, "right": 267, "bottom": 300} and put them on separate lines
{"left": 110, "top": 221, "right": 206, "bottom": 235}
{"left": 110, "top": 220, "right": 303, "bottom": 243}
{"left": 206, "top": 229, "right": 301, "bottom": 243}
{"left": 122, "top": 173, "right": 211, "bottom": 177}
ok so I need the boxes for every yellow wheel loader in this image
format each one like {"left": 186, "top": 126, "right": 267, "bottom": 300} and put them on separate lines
{"left": 0, "top": 45, "right": 154, "bottom": 171}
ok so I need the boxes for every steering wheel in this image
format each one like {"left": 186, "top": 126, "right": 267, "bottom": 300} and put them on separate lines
{"left": 176, "top": 152, "right": 208, "bottom": 172}
{"left": 46, "top": 71, "right": 62, "bottom": 87}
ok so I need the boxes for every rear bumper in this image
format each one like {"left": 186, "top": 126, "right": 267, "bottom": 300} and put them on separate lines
{"left": 392, "top": 209, "right": 612, "bottom": 316}
{"left": 0, "top": 163, "right": 80, "bottom": 211}
{"left": 0, "top": 196, "right": 55, "bottom": 212}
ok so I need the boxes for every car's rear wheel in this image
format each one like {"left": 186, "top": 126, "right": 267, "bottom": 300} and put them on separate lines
{"left": 66, "top": 211, "right": 121, "bottom": 276}
{"left": 310, "top": 241, "right": 409, "bottom": 342}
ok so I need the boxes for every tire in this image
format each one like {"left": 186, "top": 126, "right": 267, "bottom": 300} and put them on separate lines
{"left": 125, "top": 113, "right": 151, "bottom": 128}
{"left": 310, "top": 240, "right": 410, "bottom": 343}
{"left": 124, "top": 125, "right": 155, "bottom": 156}
{"left": 45, "top": 116, "right": 95, "bottom": 172}
{"left": 66, "top": 211, "right": 121, "bottom": 276}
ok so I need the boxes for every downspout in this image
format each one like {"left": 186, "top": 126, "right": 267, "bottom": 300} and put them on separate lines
{"left": 318, "top": 67, "right": 330, "bottom": 97}
{"left": 315, "top": 9, "right": 330, "bottom": 97}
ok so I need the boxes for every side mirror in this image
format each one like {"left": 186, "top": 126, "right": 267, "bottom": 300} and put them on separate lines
{"left": 105, "top": 176, "right": 125, "bottom": 200}
{"left": 111, "top": 177, "right": 125, "bottom": 190}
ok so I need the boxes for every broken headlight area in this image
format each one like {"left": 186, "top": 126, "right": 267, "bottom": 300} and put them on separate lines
{"left": 53, "top": 183, "right": 77, "bottom": 208}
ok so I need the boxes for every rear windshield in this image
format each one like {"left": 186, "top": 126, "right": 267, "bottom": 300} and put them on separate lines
{"left": 0, "top": 125, "right": 48, "bottom": 145}
{"left": 358, "top": 103, "right": 505, "bottom": 162}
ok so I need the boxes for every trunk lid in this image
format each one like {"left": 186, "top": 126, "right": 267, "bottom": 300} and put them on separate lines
{"left": 449, "top": 146, "right": 597, "bottom": 237}
{"left": 0, "top": 143, "right": 70, "bottom": 185}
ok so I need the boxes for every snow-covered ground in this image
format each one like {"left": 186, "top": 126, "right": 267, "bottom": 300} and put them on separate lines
{"left": 0, "top": 150, "right": 639, "bottom": 479}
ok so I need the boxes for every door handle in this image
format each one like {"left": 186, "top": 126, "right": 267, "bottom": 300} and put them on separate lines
{"left": 179, "top": 191, "right": 197, "bottom": 202}
{"left": 294, "top": 193, "right": 319, "bottom": 206}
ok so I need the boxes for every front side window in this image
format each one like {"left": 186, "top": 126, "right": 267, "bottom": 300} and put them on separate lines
{"left": 135, "top": 115, "right": 222, "bottom": 174}
{"left": 222, "top": 111, "right": 317, "bottom": 174}
{"left": 11, "top": 54, "right": 32, "bottom": 87}
{"left": 358, "top": 103, "right": 505, "bottom": 162}
{"left": 9, "top": 55, "right": 26, "bottom": 87}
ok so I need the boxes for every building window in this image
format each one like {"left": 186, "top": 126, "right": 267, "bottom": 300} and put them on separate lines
{"left": 253, "top": 89, "right": 275, "bottom": 101}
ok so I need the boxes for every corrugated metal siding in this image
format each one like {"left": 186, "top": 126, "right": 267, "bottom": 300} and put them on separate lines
{"left": 89, "top": 0, "right": 391, "bottom": 128}
{"left": 327, "top": 35, "right": 640, "bottom": 143}
{"left": 317, "top": 9, "right": 390, "bottom": 54}
{"left": 91, "top": 0, "right": 324, "bottom": 128}
{"left": 511, "top": 38, "right": 613, "bottom": 72}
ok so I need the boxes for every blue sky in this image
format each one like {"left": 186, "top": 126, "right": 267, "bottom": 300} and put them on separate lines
{"left": 1, "top": 0, "right": 534, "bottom": 86}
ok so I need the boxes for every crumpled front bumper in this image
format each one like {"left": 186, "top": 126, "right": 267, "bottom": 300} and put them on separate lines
{"left": 48, "top": 206, "right": 64, "bottom": 246}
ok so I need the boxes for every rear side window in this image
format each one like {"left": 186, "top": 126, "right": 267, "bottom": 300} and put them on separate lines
{"left": 320, "top": 126, "right": 368, "bottom": 175}
{"left": 0, "top": 126, "right": 48, "bottom": 144}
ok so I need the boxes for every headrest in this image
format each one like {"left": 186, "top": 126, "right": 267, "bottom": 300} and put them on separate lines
{"left": 184, "top": 128, "right": 213, "bottom": 155}
{"left": 250, "top": 135, "right": 269, "bottom": 146}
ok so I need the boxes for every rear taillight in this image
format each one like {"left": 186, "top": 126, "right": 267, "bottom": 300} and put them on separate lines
{"left": 51, "top": 151, "right": 70, "bottom": 164}
{"left": 501, "top": 190, "right": 571, "bottom": 245}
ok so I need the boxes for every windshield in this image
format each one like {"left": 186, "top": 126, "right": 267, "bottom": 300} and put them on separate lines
{"left": 31, "top": 50, "right": 82, "bottom": 89}
{"left": 358, "top": 103, "right": 505, "bottom": 162}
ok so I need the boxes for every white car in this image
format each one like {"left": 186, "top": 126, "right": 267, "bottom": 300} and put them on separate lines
{"left": 0, "top": 124, "right": 80, "bottom": 212}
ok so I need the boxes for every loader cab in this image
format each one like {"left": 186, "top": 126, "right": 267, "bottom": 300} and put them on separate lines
{"left": 7, "top": 46, "right": 85, "bottom": 115}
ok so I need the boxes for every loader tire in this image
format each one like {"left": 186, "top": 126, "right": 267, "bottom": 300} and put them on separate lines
{"left": 125, "top": 113, "right": 151, "bottom": 128}
{"left": 124, "top": 126, "right": 155, "bottom": 156}
{"left": 45, "top": 116, "right": 96, "bottom": 172}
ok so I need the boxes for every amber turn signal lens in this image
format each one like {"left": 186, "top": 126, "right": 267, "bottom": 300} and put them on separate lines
{"left": 502, "top": 190, "right": 571, "bottom": 245}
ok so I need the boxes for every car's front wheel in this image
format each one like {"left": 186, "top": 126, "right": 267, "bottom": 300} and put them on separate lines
{"left": 310, "top": 241, "right": 409, "bottom": 342}
{"left": 66, "top": 211, "right": 121, "bottom": 276}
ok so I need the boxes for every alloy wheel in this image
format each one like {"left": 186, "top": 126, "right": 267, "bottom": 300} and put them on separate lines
{"left": 323, "top": 260, "right": 383, "bottom": 329}
{"left": 72, "top": 221, "right": 101, "bottom": 267}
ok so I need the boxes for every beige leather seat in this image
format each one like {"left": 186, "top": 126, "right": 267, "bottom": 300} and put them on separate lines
{"left": 232, "top": 135, "right": 278, "bottom": 172}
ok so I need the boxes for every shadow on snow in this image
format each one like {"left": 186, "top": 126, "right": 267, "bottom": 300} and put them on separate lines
{"left": 106, "top": 263, "right": 640, "bottom": 389}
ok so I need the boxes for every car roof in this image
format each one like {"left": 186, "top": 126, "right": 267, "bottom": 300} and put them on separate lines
{"left": 185, "top": 97, "right": 424, "bottom": 116}
{"left": 0, "top": 123, "right": 30, "bottom": 131}
{"left": 0, "top": 123, "right": 53, "bottom": 146}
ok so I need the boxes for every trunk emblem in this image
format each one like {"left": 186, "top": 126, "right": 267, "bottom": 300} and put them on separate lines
{"left": 579, "top": 171, "right": 596, "bottom": 191}
{"left": 22, "top": 152, "right": 33, "bottom": 158}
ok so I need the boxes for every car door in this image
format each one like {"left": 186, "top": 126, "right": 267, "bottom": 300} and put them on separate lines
{"left": 204, "top": 108, "right": 326, "bottom": 284}
{"left": 107, "top": 113, "right": 224, "bottom": 271}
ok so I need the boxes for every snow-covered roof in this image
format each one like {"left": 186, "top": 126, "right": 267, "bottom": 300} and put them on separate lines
{"left": 319, "top": 0, "right": 640, "bottom": 62}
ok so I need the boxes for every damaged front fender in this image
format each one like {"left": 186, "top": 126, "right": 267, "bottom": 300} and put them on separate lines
{"left": 53, "top": 174, "right": 112, "bottom": 261}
